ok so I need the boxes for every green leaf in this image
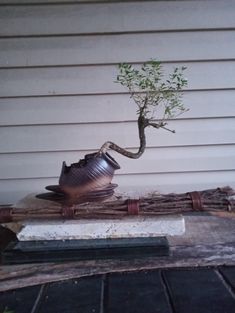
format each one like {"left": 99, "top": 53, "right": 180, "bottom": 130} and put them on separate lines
{"left": 115, "top": 60, "right": 188, "bottom": 124}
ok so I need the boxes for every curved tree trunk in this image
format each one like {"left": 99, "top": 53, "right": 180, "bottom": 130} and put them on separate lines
{"left": 98, "top": 114, "right": 148, "bottom": 159}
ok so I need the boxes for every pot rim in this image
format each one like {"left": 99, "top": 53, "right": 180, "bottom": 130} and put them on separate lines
{"left": 102, "top": 152, "right": 121, "bottom": 170}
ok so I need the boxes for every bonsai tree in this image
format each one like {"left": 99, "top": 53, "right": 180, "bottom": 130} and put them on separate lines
{"left": 99, "top": 60, "right": 188, "bottom": 158}
{"left": 38, "top": 60, "right": 188, "bottom": 202}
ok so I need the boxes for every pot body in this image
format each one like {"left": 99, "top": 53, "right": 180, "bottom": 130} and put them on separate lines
{"left": 59, "top": 152, "right": 120, "bottom": 198}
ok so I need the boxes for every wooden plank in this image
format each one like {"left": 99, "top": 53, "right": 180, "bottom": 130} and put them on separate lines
{"left": 169, "top": 214, "right": 235, "bottom": 247}
{"left": 219, "top": 267, "right": 235, "bottom": 290}
{"left": 0, "top": 118, "right": 234, "bottom": 153}
{"left": 1, "top": 30, "right": 235, "bottom": 67}
{"left": 106, "top": 270, "right": 172, "bottom": 313}
{"left": 0, "top": 2, "right": 234, "bottom": 37}
{"left": 163, "top": 268, "right": 235, "bottom": 313}
{"left": 1, "top": 145, "right": 235, "bottom": 179}
{"left": 1, "top": 62, "right": 235, "bottom": 97}
{"left": 0, "top": 170, "right": 234, "bottom": 204}
{"left": 37, "top": 276, "right": 102, "bottom": 313}
{"left": 0, "top": 285, "right": 41, "bottom": 313}
{"left": 0, "top": 214, "right": 234, "bottom": 291}
{"left": 0, "top": 242, "right": 235, "bottom": 293}
{"left": 0, "top": 90, "right": 235, "bottom": 126}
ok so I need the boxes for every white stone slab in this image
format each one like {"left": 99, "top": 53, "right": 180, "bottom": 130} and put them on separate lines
{"left": 17, "top": 216, "right": 185, "bottom": 241}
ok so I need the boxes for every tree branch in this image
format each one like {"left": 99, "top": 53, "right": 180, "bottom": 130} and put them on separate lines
{"left": 98, "top": 112, "right": 148, "bottom": 159}
{"left": 147, "top": 121, "right": 175, "bottom": 133}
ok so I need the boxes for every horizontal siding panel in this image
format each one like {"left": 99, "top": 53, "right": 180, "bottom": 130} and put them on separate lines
{"left": 1, "top": 62, "right": 235, "bottom": 97}
{"left": 0, "top": 1, "right": 234, "bottom": 205}
{"left": 0, "top": 0, "right": 126, "bottom": 3}
{"left": 1, "top": 171, "right": 234, "bottom": 204}
{"left": 0, "top": 2, "right": 235, "bottom": 37}
{"left": 115, "top": 171, "right": 235, "bottom": 195}
{"left": 0, "top": 0, "right": 106, "bottom": 3}
{"left": 0, "top": 118, "right": 234, "bottom": 153}
{"left": 0, "top": 94, "right": 137, "bottom": 126}
{"left": 0, "top": 90, "right": 235, "bottom": 126}
{"left": 0, "top": 0, "right": 230, "bottom": 3}
{"left": 0, "top": 145, "right": 235, "bottom": 179}
{"left": 1, "top": 31, "right": 235, "bottom": 68}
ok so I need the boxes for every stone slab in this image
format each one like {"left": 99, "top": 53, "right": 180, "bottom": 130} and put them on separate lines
{"left": 8, "top": 193, "right": 185, "bottom": 241}
{"left": 2, "top": 237, "right": 169, "bottom": 264}
{"left": 17, "top": 216, "right": 185, "bottom": 241}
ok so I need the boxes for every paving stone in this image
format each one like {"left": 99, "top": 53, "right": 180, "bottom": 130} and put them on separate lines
{"left": 106, "top": 270, "right": 172, "bottom": 313}
{"left": 163, "top": 268, "right": 235, "bottom": 313}
{"left": 220, "top": 267, "right": 235, "bottom": 291}
{"left": 37, "top": 276, "right": 102, "bottom": 313}
{"left": 0, "top": 285, "right": 40, "bottom": 313}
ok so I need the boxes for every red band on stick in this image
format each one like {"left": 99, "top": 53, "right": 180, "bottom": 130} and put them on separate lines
{"left": 127, "top": 199, "right": 140, "bottom": 215}
{"left": 0, "top": 207, "right": 12, "bottom": 223}
{"left": 189, "top": 191, "right": 203, "bottom": 211}
{"left": 62, "top": 206, "right": 75, "bottom": 219}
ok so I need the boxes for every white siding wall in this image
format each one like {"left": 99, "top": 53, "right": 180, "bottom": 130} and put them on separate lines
{"left": 0, "top": 0, "right": 235, "bottom": 204}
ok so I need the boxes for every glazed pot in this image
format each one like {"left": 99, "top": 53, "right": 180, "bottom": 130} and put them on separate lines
{"left": 58, "top": 152, "right": 120, "bottom": 198}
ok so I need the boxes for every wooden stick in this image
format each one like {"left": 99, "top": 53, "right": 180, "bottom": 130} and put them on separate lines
{"left": 0, "top": 187, "right": 234, "bottom": 222}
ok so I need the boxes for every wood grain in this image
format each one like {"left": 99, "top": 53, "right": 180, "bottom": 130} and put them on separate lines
{"left": 0, "top": 242, "right": 235, "bottom": 292}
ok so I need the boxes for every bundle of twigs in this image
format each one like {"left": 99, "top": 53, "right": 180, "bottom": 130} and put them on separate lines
{"left": 0, "top": 187, "right": 234, "bottom": 223}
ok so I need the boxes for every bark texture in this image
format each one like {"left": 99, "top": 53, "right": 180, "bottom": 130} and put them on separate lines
{"left": 99, "top": 113, "right": 148, "bottom": 159}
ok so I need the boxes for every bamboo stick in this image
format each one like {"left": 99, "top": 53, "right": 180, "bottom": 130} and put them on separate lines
{"left": 0, "top": 187, "right": 234, "bottom": 222}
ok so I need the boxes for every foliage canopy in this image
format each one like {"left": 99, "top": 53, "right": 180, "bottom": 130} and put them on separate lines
{"left": 99, "top": 60, "right": 188, "bottom": 159}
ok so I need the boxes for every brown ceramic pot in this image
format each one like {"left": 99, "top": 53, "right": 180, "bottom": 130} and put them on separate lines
{"left": 58, "top": 152, "right": 120, "bottom": 198}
